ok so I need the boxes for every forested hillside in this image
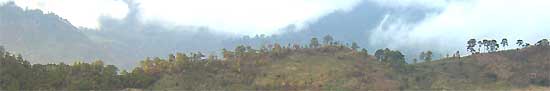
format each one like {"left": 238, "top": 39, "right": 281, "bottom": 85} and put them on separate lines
{"left": 0, "top": 2, "right": 109, "bottom": 64}
{"left": 1, "top": 38, "right": 549, "bottom": 90}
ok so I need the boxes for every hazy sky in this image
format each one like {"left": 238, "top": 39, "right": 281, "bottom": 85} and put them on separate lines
{"left": 2, "top": 0, "right": 549, "bottom": 40}
{"left": 2, "top": 0, "right": 550, "bottom": 63}
{"left": 1, "top": 0, "right": 360, "bottom": 35}
{"left": 370, "top": 0, "right": 550, "bottom": 56}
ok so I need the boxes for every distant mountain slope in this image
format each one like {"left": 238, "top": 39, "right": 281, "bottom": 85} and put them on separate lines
{"left": 0, "top": 2, "right": 110, "bottom": 64}
{"left": 0, "top": 0, "right": 439, "bottom": 68}
{"left": 0, "top": 2, "right": 244, "bottom": 69}
{"left": 257, "top": 0, "right": 389, "bottom": 46}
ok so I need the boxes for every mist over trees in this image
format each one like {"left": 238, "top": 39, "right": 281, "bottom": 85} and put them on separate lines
{"left": 0, "top": 0, "right": 468, "bottom": 69}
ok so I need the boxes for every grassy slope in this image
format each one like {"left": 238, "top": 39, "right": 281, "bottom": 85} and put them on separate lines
{"left": 149, "top": 46, "right": 404, "bottom": 90}
{"left": 149, "top": 46, "right": 549, "bottom": 90}
{"left": 410, "top": 46, "right": 550, "bottom": 90}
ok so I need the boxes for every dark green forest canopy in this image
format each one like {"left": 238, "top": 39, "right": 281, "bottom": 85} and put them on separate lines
{"left": 1, "top": 38, "right": 549, "bottom": 90}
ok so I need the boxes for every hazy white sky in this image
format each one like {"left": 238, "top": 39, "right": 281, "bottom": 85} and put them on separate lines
{"left": 2, "top": 0, "right": 549, "bottom": 38}
{"left": 409, "top": 0, "right": 550, "bottom": 47}
{"left": 1, "top": 0, "right": 360, "bottom": 35}
{"left": 2, "top": 0, "right": 550, "bottom": 58}
{"left": 371, "top": 0, "right": 550, "bottom": 55}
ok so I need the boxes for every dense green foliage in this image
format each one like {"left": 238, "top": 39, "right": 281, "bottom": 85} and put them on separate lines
{"left": 0, "top": 46, "right": 123, "bottom": 90}
{"left": 1, "top": 38, "right": 549, "bottom": 90}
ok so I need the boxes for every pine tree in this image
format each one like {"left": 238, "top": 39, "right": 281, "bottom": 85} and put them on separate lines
{"left": 310, "top": 37, "right": 320, "bottom": 48}
{"left": 351, "top": 42, "right": 360, "bottom": 50}
{"left": 323, "top": 35, "right": 334, "bottom": 45}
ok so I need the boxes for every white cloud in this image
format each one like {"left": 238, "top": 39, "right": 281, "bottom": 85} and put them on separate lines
{"left": 370, "top": 0, "right": 450, "bottom": 8}
{"left": 370, "top": 0, "right": 550, "bottom": 55}
{"left": 136, "top": 0, "right": 360, "bottom": 35}
{"left": 2, "top": 0, "right": 361, "bottom": 35}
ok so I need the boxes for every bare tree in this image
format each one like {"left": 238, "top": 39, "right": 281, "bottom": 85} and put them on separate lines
{"left": 455, "top": 51, "right": 461, "bottom": 59}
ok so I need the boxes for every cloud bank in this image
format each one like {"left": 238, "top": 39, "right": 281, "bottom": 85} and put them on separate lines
{"left": 135, "top": 0, "right": 360, "bottom": 35}
{"left": 370, "top": 0, "right": 550, "bottom": 57}
{"left": 2, "top": 0, "right": 361, "bottom": 35}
